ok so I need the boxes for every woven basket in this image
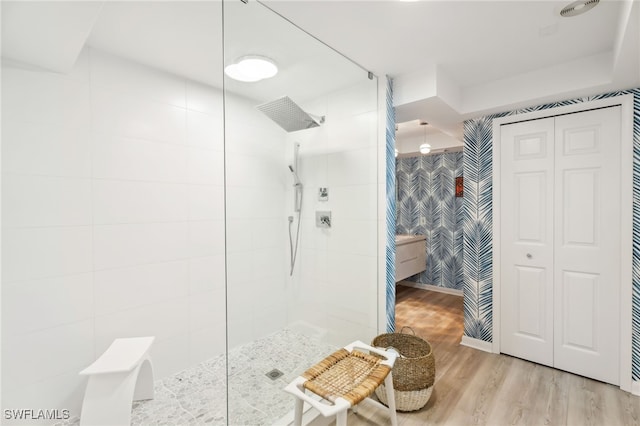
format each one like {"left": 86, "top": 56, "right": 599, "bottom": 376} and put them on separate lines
{"left": 371, "top": 327, "right": 435, "bottom": 412}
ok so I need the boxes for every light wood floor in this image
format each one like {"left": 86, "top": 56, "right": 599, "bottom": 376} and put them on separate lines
{"left": 330, "top": 285, "right": 640, "bottom": 425}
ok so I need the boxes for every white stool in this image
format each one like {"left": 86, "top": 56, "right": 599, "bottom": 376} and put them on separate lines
{"left": 79, "top": 337, "right": 155, "bottom": 426}
{"left": 284, "top": 340, "right": 398, "bottom": 426}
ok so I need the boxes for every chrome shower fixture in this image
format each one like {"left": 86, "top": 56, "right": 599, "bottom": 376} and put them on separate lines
{"left": 256, "top": 96, "right": 325, "bottom": 132}
{"left": 288, "top": 165, "right": 301, "bottom": 186}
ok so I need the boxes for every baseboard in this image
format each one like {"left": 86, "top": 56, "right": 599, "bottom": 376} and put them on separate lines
{"left": 632, "top": 380, "right": 640, "bottom": 396}
{"left": 397, "top": 281, "right": 463, "bottom": 297}
{"left": 460, "top": 335, "right": 493, "bottom": 353}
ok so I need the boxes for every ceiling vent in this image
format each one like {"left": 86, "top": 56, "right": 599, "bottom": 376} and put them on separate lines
{"left": 560, "top": 0, "right": 599, "bottom": 17}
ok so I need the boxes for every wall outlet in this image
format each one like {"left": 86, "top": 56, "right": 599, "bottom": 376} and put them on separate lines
{"left": 419, "top": 216, "right": 427, "bottom": 225}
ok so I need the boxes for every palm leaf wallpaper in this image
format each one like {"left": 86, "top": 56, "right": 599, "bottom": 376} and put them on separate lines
{"left": 396, "top": 152, "right": 464, "bottom": 291}
{"left": 385, "top": 78, "right": 397, "bottom": 332}
{"left": 461, "top": 88, "right": 640, "bottom": 380}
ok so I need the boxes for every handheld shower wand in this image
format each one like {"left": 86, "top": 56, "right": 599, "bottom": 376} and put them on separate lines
{"left": 289, "top": 165, "right": 303, "bottom": 212}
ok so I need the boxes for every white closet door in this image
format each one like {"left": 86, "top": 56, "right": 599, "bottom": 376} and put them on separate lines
{"left": 553, "top": 107, "right": 621, "bottom": 385}
{"left": 500, "top": 117, "right": 555, "bottom": 366}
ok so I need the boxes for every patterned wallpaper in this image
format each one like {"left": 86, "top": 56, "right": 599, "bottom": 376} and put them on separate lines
{"left": 396, "top": 152, "right": 464, "bottom": 291}
{"left": 385, "top": 77, "right": 397, "bottom": 332}
{"left": 462, "top": 88, "right": 640, "bottom": 380}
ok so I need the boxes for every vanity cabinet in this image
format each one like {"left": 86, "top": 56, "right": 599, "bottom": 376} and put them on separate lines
{"left": 395, "top": 235, "right": 426, "bottom": 282}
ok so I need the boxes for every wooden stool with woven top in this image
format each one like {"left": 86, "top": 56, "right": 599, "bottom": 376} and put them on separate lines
{"left": 284, "top": 340, "right": 398, "bottom": 426}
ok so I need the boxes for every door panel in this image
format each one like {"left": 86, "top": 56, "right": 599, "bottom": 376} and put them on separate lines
{"left": 562, "top": 168, "right": 599, "bottom": 247}
{"left": 500, "top": 118, "right": 554, "bottom": 366}
{"left": 515, "top": 266, "right": 547, "bottom": 339}
{"left": 561, "top": 270, "right": 598, "bottom": 351}
{"left": 553, "top": 107, "right": 620, "bottom": 385}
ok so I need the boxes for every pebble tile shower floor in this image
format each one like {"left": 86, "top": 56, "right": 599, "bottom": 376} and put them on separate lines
{"left": 60, "top": 328, "right": 336, "bottom": 426}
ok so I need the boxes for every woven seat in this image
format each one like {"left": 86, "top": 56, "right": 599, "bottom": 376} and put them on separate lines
{"left": 284, "top": 341, "right": 398, "bottom": 426}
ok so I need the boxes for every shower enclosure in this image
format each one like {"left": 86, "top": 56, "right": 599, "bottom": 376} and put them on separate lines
{"left": 0, "top": 1, "right": 383, "bottom": 424}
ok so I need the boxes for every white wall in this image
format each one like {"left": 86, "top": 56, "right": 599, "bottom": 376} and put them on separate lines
{"left": 285, "top": 79, "right": 380, "bottom": 346}
{"left": 1, "top": 48, "right": 228, "bottom": 422}
{"left": 224, "top": 94, "right": 287, "bottom": 349}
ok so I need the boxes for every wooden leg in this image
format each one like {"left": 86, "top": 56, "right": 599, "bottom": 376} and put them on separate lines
{"left": 384, "top": 374, "right": 398, "bottom": 426}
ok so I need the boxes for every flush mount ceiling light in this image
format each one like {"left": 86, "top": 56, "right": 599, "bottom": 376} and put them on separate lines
{"left": 225, "top": 55, "right": 278, "bottom": 82}
{"left": 560, "top": 0, "right": 599, "bottom": 17}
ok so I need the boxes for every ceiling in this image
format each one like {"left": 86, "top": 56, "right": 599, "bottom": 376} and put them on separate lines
{"left": 264, "top": 0, "right": 640, "bottom": 148}
{"left": 2, "top": 0, "right": 639, "bottom": 152}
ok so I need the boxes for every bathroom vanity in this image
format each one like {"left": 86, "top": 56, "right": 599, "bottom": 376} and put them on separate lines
{"left": 395, "top": 234, "right": 427, "bottom": 282}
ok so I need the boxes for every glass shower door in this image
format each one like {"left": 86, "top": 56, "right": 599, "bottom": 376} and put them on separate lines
{"left": 223, "top": 1, "right": 380, "bottom": 424}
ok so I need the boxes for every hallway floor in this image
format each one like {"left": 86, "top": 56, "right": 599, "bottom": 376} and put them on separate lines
{"left": 334, "top": 284, "right": 640, "bottom": 426}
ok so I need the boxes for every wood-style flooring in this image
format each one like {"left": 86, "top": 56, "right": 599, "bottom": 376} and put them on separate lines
{"left": 331, "top": 285, "right": 640, "bottom": 425}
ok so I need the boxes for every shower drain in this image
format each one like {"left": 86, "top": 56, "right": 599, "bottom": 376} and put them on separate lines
{"left": 265, "top": 369, "right": 284, "bottom": 380}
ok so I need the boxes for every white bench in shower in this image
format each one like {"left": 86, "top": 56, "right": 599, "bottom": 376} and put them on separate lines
{"left": 79, "top": 336, "right": 155, "bottom": 426}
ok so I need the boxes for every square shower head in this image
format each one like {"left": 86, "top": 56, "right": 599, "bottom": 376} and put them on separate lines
{"left": 256, "top": 96, "right": 323, "bottom": 133}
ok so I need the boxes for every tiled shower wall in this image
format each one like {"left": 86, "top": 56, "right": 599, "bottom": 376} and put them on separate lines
{"left": 1, "top": 48, "right": 285, "bottom": 419}
{"left": 396, "top": 152, "right": 464, "bottom": 291}
{"left": 284, "top": 81, "right": 380, "bottom": 346}
{"left": 224, "top": 91, "right": 288, "bottom": 349}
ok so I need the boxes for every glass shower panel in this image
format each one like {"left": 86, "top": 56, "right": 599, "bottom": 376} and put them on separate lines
{"left": 223, "top": 1, "right": 379, "bottom": 424}
{"left": 1, "top": 2, "right": 226, "bottom": 423}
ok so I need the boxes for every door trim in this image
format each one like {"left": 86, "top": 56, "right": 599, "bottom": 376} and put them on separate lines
{"left": 492, "top": 94, "right": 634, "bottom": 392}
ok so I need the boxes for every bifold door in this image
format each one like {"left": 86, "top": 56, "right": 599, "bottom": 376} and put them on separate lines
{"left": 500, "top": 106, "right": 621, "bottom": 385}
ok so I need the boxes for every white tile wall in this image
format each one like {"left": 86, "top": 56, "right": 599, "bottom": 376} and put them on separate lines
{"left": 188, "top": 291, "right": 225, "bottom": 332}
{"left": 3, "top": 226, "right": 93, "bottom": 283}
{"left": 1, "top": 121, "right": 91, "bottom": 177}
{"left": 188, "top": 185, "right": 224, "bottom": 221}
{"left": 150, "top": 333, "right": 190, "bottom": 379}
{"left": 1, "top": 67, "right": 91, "bottom": 127}
{"left": 92, "top": 180, "right": 189, "bottom": 225}
{"left": 188, "top": 254, "right": 225, "bottom": 295}
{"left": 3, "top": 320, "right": 95, "bottom": 389}
{"left": 94, "top": 298, "right": 190, "bottom": 353}
{"left": 187, "top": 146, "right": 224, "bottom": 185}
{"left": 188, "top": 220, "right": 225, "bottom": 257}
{"left": 187, "top": 109, "right": 224, "bottom": 151}
{"left": 91, "top": 133, "right": 189, "bottom": 182}
{"left": 327, "top": 146, "right": 378, "bottom": 187}
{"left": 2, "top": 174, "right": 92, "bottom": 228}
{"left": 189, "top": 325, "right": 226, "bottom": 365}
{"left": 1, "top": 47, "right": 230, "bottom": 418}
{"left": 92, "top": 222, "right": 189, "bottom": 270}
{"left": 284, "top": 80, "right": 380, "bottom": 348}
{"left": 93, "top": 261, "right": 189, "bottom": 315}
{"left": 2, "top": 273, "right": 93, "bottom": 336}
{"left": 90, "top": 88, "right": 187, "bottom": 144}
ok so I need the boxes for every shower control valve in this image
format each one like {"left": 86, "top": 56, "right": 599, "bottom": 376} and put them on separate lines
{"left": 316, "top": 211, "right": 332, "bottom": 228}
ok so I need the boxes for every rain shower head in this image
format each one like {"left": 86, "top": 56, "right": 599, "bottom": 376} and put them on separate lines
{"left": 256, "top": 96, "right": 324, "bottom": 133}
